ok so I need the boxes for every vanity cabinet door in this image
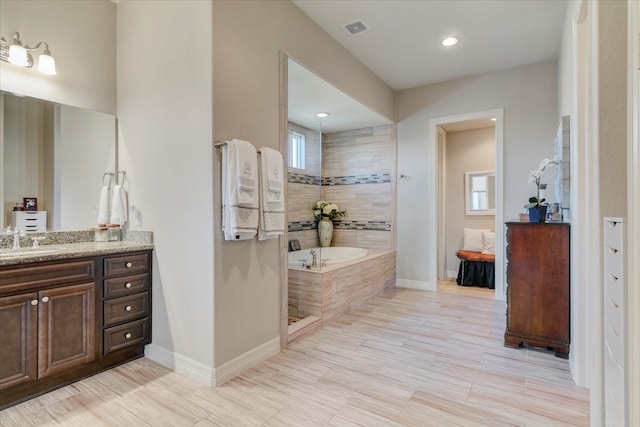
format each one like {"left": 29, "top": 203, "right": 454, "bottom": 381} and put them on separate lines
{"left": 38, "top": 283, "right": 96, "bottom": 378}
{"left": 0, "top": 293, "right": 38, "bottom": 389}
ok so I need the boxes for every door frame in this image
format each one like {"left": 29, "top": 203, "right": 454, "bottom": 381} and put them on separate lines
{"left": 428, "top": 108, "right": 504, "bottom": 300}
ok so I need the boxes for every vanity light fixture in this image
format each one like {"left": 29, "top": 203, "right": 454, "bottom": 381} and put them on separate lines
{"left": 491, "top": 117, "right": 497, "bottom": 121}
{"left": 316, "top": 112, "right": 330, "bottom": 118}
{"left": 441, "top": 36, "right": 459, "bottom": 47}
{"left": 0, "top": 32, "right": 57, "bottom": 75}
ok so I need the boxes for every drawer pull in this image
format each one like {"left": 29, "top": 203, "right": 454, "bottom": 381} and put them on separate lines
{"left": 41, "top": 296, "right": 50, "bottom": 303}
{"left": 125, "top": 305, "right": 132, "bottom": 312}
{"left": 125, "top": 282, "right": 132, "bottom": 289}
{"left": 125, "top": 262, "right": 133, "bottom": 268}
{"left": 124, "top": 332, "right": 132, "bottom": 339}
{"left": 31, "top": 299, "right": 39, "bottom": 306}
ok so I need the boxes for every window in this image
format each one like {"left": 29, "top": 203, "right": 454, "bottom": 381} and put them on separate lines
{"left": 288, "top": 131, "right": 305, "bottom": 169}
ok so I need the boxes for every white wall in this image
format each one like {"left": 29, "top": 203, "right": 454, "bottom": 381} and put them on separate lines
{"left": 396, "top": 60, "right": 558, "bottom": 286}
{"left": 444, "top": 127, "right": 495, "bottom": 275}
{"left": 0, "top": 0, "right": 116, "bottom": 114}
{"left": 117, "top": 1, "right": 214, "bottom": 377}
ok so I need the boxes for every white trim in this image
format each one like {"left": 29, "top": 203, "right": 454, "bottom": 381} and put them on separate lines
{"left": 145, "top": 338, "right": 280, "bottom": 387}
{"left": 428, "top": 108, "right": 505, "bottom": 301}
{"left": 212, "top": 337, "right": 280, "bottom": 386}
{"left": 627, "top": 2, "right": 640, "bottom": 425}
{"left": 396, "top": 278, "right": 435, "bottom": 291}
{"left": 145, "top": 344, "right": 215, "bottom": 386}
{"left": 446, "top": 270, "right": 458, "bottom": 279}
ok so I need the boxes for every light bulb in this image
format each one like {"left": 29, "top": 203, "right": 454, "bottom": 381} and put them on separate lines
{"left": 38, "top": 53, "right": 56, "bottom": 75}
{"left": 8, "top": 44, "right": 28, "bottom": 66}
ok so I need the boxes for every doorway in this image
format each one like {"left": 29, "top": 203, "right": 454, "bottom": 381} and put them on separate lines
{"left": 428, "top": 108, "right": 504, "bottom": 300}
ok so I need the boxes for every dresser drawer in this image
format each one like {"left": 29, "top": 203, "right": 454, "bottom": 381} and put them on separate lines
{"left": 0, "top": 260, "right": 94, "bottom": 295}
{"left": 104, "top": 273, "right": 149, "bottom": 298}
{"left": 104, "top": 253, "right": 149, "bottom": 277}
{"left": 104, "top": 292, "right": 149, "bottom": 326}
{"left": 103, "top": 318, "right": 149, "bottom": 355}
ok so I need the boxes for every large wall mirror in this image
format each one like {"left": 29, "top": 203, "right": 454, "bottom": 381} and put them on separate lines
{"left": 465, "top": 170, "right": 495, "bottom": 216}
{"left": 1, "top": 91, "right": 116, "bottom": 231}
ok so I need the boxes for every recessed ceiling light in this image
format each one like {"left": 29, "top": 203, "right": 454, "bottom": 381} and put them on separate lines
{"left": 442, "top": 37, "right": 459, "bottom": 47}
{"left": 491, "top": 117, "right": 496, "bottom": 121}
{"left": 316, "top": 112, "right": 330, "bottom": 118}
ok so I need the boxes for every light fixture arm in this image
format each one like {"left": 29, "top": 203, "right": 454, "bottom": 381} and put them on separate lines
{"left": 24, "top": 41, "right": 52, "bottom": 56}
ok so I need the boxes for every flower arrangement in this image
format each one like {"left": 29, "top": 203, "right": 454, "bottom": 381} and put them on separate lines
{"left": 313, "top": 200, "right": 346, "bottom": 220}
{"left": 524, "top": 155, "right": 561, "bottom": 209}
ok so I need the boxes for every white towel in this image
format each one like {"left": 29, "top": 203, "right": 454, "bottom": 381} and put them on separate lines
{"left": 97, "top": 185, "right": 110, "bottom": 224}
{"left": 258, "top": 147, "right": 285, "bottom": 241}
{"left": 222, "top": 139, "right": 258, "bottom": 240}
{"left": 110, "top": 184, "right": 128, "bottom": 226}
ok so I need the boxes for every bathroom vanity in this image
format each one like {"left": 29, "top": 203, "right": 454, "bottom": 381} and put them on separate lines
{"left": 0, "top": 239, "right": 153, "bottom": 409}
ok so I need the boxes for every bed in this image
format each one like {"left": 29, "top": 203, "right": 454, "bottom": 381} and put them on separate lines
{"left": 455, "top": 228, "right": 496, "bottom": 289}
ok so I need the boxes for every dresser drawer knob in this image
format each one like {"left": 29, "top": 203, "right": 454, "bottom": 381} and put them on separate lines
{"left": 125, "top": 282, "right": 132, "bottom": 289}
{"left": 125, "top": 262, "right": 133, "bottom": 268}
{"left": 125, "top": 305, "right": 132, "bottom": 312}
{"left": 41, "top": 296, "right": 50, "bottom": 303}
{"left": 31, "top": 299, "right": 39, "bottom": 306}
{"left": 124, "top": 332, "right": 132, "bottom": 339}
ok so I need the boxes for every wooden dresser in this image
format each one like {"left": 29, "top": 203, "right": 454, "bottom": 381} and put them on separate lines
{"left": 504, "top": 222, "right": 570, "bottom": 358}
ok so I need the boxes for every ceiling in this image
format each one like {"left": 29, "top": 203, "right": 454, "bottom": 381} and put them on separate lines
{"left": 288, "top": 0, "right": 568, "bottom": 133}
{"left": 293, "top": 0, "right": 568, "bottom": 91}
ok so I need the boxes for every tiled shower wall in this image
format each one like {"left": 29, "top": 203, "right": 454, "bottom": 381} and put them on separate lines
{"left": 287, "top": 122, "right": 322, "bottom": 249}
{"left": 322, "top": 125, "right": 395, "bottom": 250}
{"left": 287, "top": 123, "right": 395, "bottom": 250}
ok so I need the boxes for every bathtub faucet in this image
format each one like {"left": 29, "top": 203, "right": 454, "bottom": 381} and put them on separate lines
{"left": 309, "top": 249, "right": 317, "bottom": 268}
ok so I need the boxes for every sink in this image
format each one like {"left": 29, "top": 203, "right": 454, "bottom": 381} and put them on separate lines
{"left": 0, "top": 248, "right": 60, "bottom": 258}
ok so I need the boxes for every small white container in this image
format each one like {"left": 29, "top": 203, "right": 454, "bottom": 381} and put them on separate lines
{"left": 94, "top": 227, "right": 108, "bottom": 242}
{"left": 107, "top": 224, "right": 121, "bottom": 241}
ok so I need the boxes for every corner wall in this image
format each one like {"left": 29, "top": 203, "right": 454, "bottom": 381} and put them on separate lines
{"left": 212, "top": 0, "right": 394, "bottom": 368}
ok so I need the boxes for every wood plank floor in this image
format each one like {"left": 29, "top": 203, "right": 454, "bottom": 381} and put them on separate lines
{"left": 0, "top": 282, "right": 590, "bottom": 426}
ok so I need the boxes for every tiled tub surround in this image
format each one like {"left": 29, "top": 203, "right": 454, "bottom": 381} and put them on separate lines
{"left": 287, "top": 124, "right": 396, "bottom": 250}
{"left": 288, "top": 249, "right": 396, "bottom": 341}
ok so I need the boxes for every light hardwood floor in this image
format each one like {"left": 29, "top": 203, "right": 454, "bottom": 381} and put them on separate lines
{"left": 0, "top": 282, "right": 589, "bottom": 426}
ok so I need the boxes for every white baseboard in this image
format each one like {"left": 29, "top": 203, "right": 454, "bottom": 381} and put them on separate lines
{"left": 145, "top": 344, "right": 215, "bottom": 386}
{"left": 396, "top": 278, "right": 436, "bottom": 291}
{"left": 145, "top": 337, "right": 280, "bottom": 387}
{"left": 446, "top": 270, "right": 458, "bottom": 279}
{"left": 213, "top": 337, "right": 281, "bottom": 386}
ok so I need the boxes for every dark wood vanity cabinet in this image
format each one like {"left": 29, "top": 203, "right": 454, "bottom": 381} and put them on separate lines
{"left": 0, "top": 250, "right": 152, "bottom": 409}
{"left": 504, "top": 222, "right": 570, "bottom": 358}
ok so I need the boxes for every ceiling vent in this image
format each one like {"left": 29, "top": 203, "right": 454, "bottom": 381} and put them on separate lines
{"left": 343, "top": 20, "right": 368, "bottom": 36}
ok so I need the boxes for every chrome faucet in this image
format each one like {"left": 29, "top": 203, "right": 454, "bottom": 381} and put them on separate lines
{"left": 12, "top": 228, "right": 26, "bottom": 250}
{"left": 310, "top": 249, "right": 317, "bottom": 268}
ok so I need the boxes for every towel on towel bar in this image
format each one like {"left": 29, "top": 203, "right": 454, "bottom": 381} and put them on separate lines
{"left": 258, "top": 147, "right": 285, "bottom": 241}
{"left": 97, "top": 185, "right": 110, "bottom": 224}
{"left": 222, "top": 139, "right": 259, "bottom": 240}
{"left": 110, "top": 184, "right": 128, "bottom": 226}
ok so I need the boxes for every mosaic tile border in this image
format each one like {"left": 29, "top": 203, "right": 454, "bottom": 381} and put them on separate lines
{"left": 322, "top": 173, "right": 391, "bottom": 186}
{"left": 288, "top": 172, "right": 391, "bottom": 186}
{"left": 288, "top": 172, "right": 321, "bottom": 185}
{"left": 288, "top": 220, "right": 392, "bottom": 232}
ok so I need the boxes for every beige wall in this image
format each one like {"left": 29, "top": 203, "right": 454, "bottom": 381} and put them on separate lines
{"left": 117, "top": 0, "right": 214, "bottom": 372}
{"left": 213, "top": 0, "right": 394, "bottom": 367}
{"left": 599, "top": 0, "right": 627, "bottom": 217}
{"left": 0, "top": 0, "right": 116, "bottom": 114}
{"left": 396, "top": 59, "right": 558, "bottom": 286}
{"left": 444, "top": 127, "right": 495, "bottom": 276}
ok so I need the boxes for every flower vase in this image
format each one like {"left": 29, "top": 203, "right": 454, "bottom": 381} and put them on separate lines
{"left": 318, "top": 216, "right": 334, "bottom": 247}
{"left": 528, "top": 205, "right": 548, "bottom": 223}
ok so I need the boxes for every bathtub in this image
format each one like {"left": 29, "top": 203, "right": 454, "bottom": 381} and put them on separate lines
{"left": 288, "top": 246, "right": 368, "bottom": 269}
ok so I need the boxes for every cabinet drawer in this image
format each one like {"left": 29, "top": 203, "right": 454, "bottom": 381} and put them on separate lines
{"left": 0, "top": 260, "right": 94, "bottom": 295}
{"left": 104, "top": 292, "right": 149, "bottom": 326}
{"left": 104, "top": 318, "right": 149, "bottom": 355}
{"left": 13, "top": 211, "right": 47, "bottom": 221}
{"left": 104, "top": 253, "right": 149, "bottom": 277}
{"left": 104, "top": 274, "right": 149, "bottom": 298}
